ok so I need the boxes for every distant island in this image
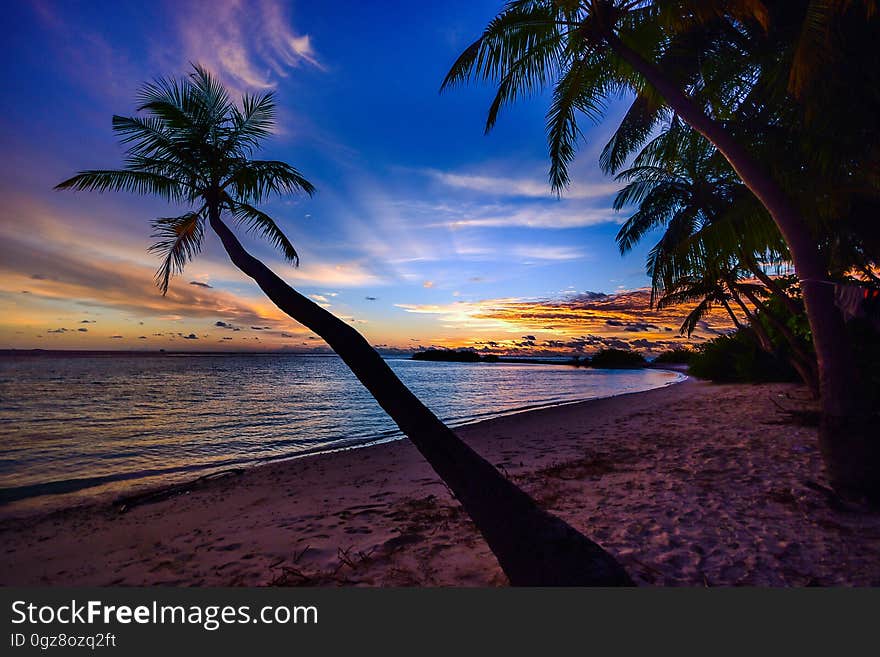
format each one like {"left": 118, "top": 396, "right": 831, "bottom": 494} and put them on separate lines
{"left": 412, "top": 349, "right": 487, "bottom": 363}
{"left": 411, "top": 348, "right": 652, "bottom": 369}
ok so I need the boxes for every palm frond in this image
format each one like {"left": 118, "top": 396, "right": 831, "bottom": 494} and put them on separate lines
{"left": 440, "top": 2, "right": 565, "bottom": 92}
{"left": 788, "top": 0, "right": 866, "bottom": 97}
{"left": 57, "top": 63, "right": 316, "bottom": 282}
{"left": 225, "top": 92, "right": 276, "bottom": 156}
{"left": 600, "top": 90, "right": 666, "bottom": 174}
{"left": 112, "top": 115, "right": 175, "bottom": 157}
{"left": 547, "top": 54, "right": 611, "bottom": 191}
{"left": 136, "top": 75, "right": 195, "bottom": 133}
{"left": 188, "top": 64, "right": 233, "bottom": 125}
{"left": 229, "top": 202, "right": 299, "bottom": 265}
{"left": 615, "top": 185, "right": 684, "bottom": 253}
{"left": 54, "top": 169, "right": 191, "bottom": 202}
{"left": 678, "top": 296, "right": 714, "bottom": 336}
{"left": 225, "top": 160, "right": 315, "bottom": 204}
{"left": 148, "top": 211, "right": 205, "bottom": 294}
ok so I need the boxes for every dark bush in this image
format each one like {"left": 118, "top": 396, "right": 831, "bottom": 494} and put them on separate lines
{"left": 688, "top": 329, "right": 799, "bottom": 383}
{"left": 589, "top": 348, "right": 647, "bottom": 369}
{"left": 652, "top": 348, "right": 694, "bottom": 365}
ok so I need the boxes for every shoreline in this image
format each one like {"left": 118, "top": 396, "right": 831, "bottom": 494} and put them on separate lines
{"left": 0, "top": 369, "right": 687, "bottom": 516}
{"left": 2, "top": 379, "right": 878, "bottom": 586}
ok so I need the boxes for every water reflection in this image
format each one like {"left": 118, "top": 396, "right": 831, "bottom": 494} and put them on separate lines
{"left": 0, "top": 354, "right": 683, "bottom": 509}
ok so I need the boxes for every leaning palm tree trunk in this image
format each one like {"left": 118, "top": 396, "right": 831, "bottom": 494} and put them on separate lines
{"left": 606, "top": 34, "right": 876, "bottom": 501}
{"left": 208, "top": 210, "right": 633, "bottom": 586}
{"left": 720, "top": 299, "right": 745, "bottom": 330}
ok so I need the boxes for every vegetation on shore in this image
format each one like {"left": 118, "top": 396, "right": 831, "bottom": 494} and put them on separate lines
{"left": 652, "top": 348, "right": 694, "bottom": 365}
{"left": 689, "top": 332, "right": 800, "bottom": 383}
{"left": 589, "top": 348, "right": 647, "bottom": 369}
{"left": 412, "top": 349, "right": 485, "bottom": 362}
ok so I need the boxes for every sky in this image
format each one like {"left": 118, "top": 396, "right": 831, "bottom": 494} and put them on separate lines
{"left": 0, "top": 0, "right": 733, "bottom": 355}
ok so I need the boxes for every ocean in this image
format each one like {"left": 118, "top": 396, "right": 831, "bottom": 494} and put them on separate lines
{"left": 0, "top": 353, "right": 684, "bottom": 512}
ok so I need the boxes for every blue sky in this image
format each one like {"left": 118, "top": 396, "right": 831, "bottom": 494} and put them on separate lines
{"left": 0, "top": 0, "right": 728, "bottom": 353}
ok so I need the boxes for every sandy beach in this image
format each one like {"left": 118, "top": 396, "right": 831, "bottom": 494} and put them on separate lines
{"left": 2, "top": 379, "right": 878, "bottom": 587}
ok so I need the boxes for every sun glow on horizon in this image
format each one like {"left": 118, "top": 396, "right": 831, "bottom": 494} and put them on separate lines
{"left": 1, "top": 1, "right": 735, "bottom": 357}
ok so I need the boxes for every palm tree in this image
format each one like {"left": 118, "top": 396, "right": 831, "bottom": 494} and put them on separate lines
{"left": 612, "top": 121, "right": 741, "bottom": 291}
{"left": 443, "top": 0, "right": 877, "bottom": 501}
{"left": 56, "top": 65, "right": 632, "bottom": 586}
{"left": 612, "top": 122, "right": 819, "bottom": 392}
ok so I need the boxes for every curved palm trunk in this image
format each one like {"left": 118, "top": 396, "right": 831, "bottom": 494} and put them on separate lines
{"left": 607, "top": 34, "right": 877, "bottom": 502}
{"left": 721, "top": 298, "right": 744, "bottom": 330}
{"left": 208, "top": 211, "right": 632, "bottom": 586}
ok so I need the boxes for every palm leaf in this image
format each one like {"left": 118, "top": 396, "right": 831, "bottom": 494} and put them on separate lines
{"left": 229, "top": 202, "right": 299, "bottom": 265}
{"left": 600, "top": 91, "right": 666, "bottom": 174}
{"left": 148, "top": 212, "right": 205, "bottom": 294}
{"left": 440, "top": 2, "right": 565, "bottom": 92}
{"left": 547, "top": 54, "right": 612, "bottom": 191}
{"left": 678, "top": 296, "right": 714, "bottom": 336}
{"left": 224, "top": 92, "right": 276, "bottom": 156}
{"left": 54, "top": 169, "right": 191, "bottom": 202}
{"left": 225, "top": 160, "right": 316, "bottom": 203}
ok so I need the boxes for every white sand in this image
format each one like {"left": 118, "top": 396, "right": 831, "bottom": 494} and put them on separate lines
{"left": 2, "top": 379, "right": 878, "bottom": 586}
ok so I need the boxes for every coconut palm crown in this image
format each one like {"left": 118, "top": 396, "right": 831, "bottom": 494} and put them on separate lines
{"left": 56, "top": 64, "right": 315, "bottom": 293}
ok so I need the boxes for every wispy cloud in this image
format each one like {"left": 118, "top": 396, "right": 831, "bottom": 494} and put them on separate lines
{"left": 439, "top": 205, "right": 617, "bottom": 230}
{"left": 395, "top": 298, "right": 526, "bottom": 333}
{"left": 425, "top": 168, "right": 621, "bottom": 200}
{"left": 509, "top": 245, "right": 587, "bottom": 262}
{"left": 172, "top": 0, "right": 322, "bottom": 91}
{"left": 378, "top": 195, "right": 617, "bottom": 232}
{"left": 1, "top": 192, "right": 387, "bottom": 291}
{"left": 309, "top": 293, "right": 331, "bottom": 308}
{"left": 285, "top": 261, "right": 387, "bottom": 287}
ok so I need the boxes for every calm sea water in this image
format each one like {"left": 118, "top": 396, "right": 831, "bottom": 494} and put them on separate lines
{"left": 0, "top": 353, "right": 684, "bottom": 512}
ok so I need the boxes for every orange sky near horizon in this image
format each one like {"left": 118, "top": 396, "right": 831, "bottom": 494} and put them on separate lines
{"left": 0, "top": 0, "right": 741, "bottom": 357}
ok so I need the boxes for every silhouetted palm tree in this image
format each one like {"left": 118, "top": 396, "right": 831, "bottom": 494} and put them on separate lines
{"left": 612, "top": 122, "right": 818, "bottom": 391}
{"left": 56, "top": 65, "right": 632, "bottom": 585}
{"left": 612, "top": 121, "right": 741, "bottom": 293}
{"left": 443, "top": 0, "right": 877, "bottom": 501}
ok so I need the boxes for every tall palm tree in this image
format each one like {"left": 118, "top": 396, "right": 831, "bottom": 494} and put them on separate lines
{"left": 56, "top": 65, "right": 632, "bottom": 586}
{"left": 443, "top": 0, "right": 877, "bottom": 501}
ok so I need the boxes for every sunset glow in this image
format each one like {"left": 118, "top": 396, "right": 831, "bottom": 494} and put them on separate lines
{"left": 0, "top": 0, "right": 733, "bottom": 355}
